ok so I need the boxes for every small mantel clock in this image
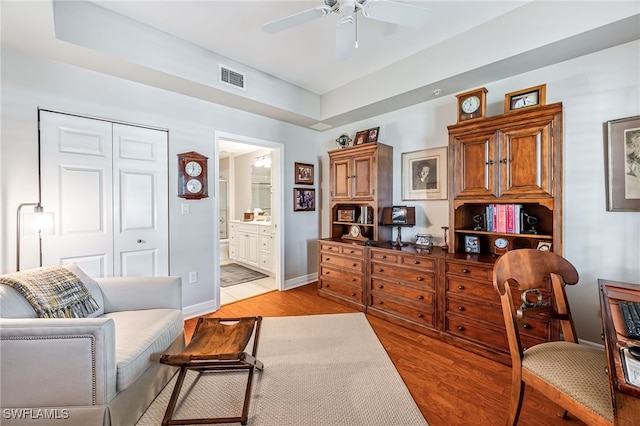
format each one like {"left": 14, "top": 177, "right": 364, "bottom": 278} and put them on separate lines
{"left": 177, "top": 151, "right": 208, "bottom": 199}
{"left": 456, "top": 87, "right": 488, "bottom": 122}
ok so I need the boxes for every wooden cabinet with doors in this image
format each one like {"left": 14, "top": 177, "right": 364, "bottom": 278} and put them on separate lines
{"left": 328, "top": 143, "right": 393, "bottom": 242}
{"left": 447, "top": 102, "right": 563, "bottom": 256}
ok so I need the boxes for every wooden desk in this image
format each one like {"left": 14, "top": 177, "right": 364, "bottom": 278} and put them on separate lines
{"left": 598, "top": 279, "right": 640, "bottom": 425}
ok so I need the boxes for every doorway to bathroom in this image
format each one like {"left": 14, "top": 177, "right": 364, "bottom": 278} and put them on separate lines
{"left": 216, "top": 135, "right": 282, "bottom": 306}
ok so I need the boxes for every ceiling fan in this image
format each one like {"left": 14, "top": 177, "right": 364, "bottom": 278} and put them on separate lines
{"left": 262, "top": 0, "right": 430, "bottom": 60}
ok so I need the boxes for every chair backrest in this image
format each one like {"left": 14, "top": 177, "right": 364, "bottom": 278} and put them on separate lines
{"left": 493, "top": 249, "right": 579, "bottom": 367}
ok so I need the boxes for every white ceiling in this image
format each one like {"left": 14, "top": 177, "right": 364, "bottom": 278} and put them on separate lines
{"left": 89, "top": 0, "right": 529, "bottom": 95}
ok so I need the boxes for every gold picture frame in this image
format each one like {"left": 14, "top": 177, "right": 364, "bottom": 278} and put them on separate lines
{"left": 504, "top": 84, "right": 546, "bottom": 112}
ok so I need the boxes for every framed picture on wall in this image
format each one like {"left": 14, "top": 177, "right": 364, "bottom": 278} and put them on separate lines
{"left": 294, "top": 162, "right": 314, "bottom": 185}
{"left": 294, "top": 188, "right": 315, "bottom": 211}
{"left": 605, "top": 115, "right": 640, "bottom": 211}
{"left": 402, "top": 147, "right": 448, "bottom": 200}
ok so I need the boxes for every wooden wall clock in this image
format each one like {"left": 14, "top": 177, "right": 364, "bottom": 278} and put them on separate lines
{"left": 456, "top": 87, "right": 488, "bottom": 122}
{"left": 177, "top": 151, "right": 208, "bottom": 199}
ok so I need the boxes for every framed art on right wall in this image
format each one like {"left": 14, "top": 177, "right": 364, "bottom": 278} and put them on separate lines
{"left": 605, "top": 115, "right": 640, "bottom": 211}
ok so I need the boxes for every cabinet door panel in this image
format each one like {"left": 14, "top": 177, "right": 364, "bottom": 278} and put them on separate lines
{"left": 331, "top": 158, "right": 350, "bottom": 200}
{"left": 453, "top": 132, "right": 496, "bottom": 198}
{"left": 352, "top": 155, "right": 374, "bottom": 199}
{"left": 500, "top": 121, "right": 553, "bottom": 197}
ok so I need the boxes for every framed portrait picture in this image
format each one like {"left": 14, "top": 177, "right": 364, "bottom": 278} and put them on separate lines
{"left": 504, "top": 84, "right": 546, "bottom": 112}
{"left": 294, "top": 162, "right": 314, "bottom": 185}
{"left": 605, "top": 115, "right": 640, "bottom": 211}
{"left": 402, "top": 147, "right": 448, "bottom": 200}
{"left": 293, "top": 188, "right": 315, "bottom": 211}
{"left": 367, "top": 127, "right": 380, "bottom": 143}
{"left": 464, "top": 235, "right": 480, "bottom": 253}
{"left": 354, "top": 130, "right": 368, "bottom": 145}
{"left": 337, "top": 208, "right": 355, "bottom": 222}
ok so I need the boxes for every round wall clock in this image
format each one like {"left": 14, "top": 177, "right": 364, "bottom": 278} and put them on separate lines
{"left": 177, "top": 151, "right": 208, "bottom": 199}
{"left": 456, "top": 87, "right": 488, "bottom": 122}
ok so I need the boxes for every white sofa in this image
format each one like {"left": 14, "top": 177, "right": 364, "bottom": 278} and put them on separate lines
{"left": 0, "top": 265, "right": 186, "bottom": 426}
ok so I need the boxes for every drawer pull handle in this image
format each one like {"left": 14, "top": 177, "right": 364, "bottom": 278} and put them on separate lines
{"left": 417, "top": 277, "right": 424, "bottom": 282}
{"left": 417, "top": 313, "right": 424, "bottom": 318}
{"left": 458, "top": 326, "right": 465, "bottom": 331}
{"left": 462, "top": 269, "right": 470, "bottom": 274}
{"left": 325, "top": 284, "right": 330, "bottom": 288}
{"left": 351, "top": 292, "right": 356, "bottom": 297}
{"left": 413, "top": 261, "right": 420, "bottom": 265}
{"left": 352, "top": 263, "right": 357, "bottom": 267}
{"left": 378, "top": 285, "right": 384, "bottom": 289}
{"left": 381, "top": 255, "right": 387, "bottom": 259}
{"left": 349, "top": 250, "right": 355, "bottom": 254}
{"left": 458, "top": 285, "right": 465, "bottom": 290}
{"left": 458, "top": 306, "right": 465, "bottom": 311}
{"left": 325, "top": 271, "right": 330, "bottom": 275}
{"left": 523, "top": 324, "right": 531, "bottom": 329}
{"left": 325, "top": 257, "right": 330, "bottom": 261}
{"left": 378, "top": 269, "right": 384, "bottom": 273}
{"left": 417, "top": 295, "right": 424, "bottom": 300}
{"left": 378, "top": 301, "right": 384, "bottom": 305}
{"left": 352, "top": 278, "right": 357, "bottom": 282}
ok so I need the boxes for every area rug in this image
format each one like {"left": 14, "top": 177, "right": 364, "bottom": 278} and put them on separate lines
{"left": 220, "top": 263, "right": 268, "bottom": 287}
{"left": 136, "top": 313, "right": 428, "bottom": 426}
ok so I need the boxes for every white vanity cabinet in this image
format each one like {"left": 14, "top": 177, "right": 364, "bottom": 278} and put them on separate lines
{"left": 229, "top": 220, "right": 274, "bottom": 275}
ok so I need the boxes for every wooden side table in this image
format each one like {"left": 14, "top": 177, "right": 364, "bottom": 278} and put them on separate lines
{"left": 159, "top": 316, "right": 263, "bottom": 425}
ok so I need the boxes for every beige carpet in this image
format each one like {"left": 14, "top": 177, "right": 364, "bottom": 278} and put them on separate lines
{"left": 136, "top": 313, "right": 428, "bottom": 425}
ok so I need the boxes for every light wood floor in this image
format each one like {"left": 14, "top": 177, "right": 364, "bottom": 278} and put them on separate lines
{"left": 184, "top": 284, "right": 586, "bottom": 426}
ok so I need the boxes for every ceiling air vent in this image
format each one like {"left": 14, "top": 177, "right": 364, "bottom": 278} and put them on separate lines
{"left": 219, "top": 65, "right": 245, "bottom": 90}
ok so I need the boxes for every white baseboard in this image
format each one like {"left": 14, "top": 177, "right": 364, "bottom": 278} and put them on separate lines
{"left": 182, "top": 272, "right": 319, "bottom": 319}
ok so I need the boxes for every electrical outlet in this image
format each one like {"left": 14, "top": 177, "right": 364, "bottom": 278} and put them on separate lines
{"left": 189, "top": 271, "right": 197, "bottom": 283}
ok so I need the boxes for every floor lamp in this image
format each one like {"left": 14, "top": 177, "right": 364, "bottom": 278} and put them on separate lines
{"left": 16, "top": 202, "right": 54, "bottom": 271}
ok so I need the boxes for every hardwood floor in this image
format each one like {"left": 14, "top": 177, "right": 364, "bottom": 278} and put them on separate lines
{"left": 184, "top": 284, "right": 586, "bottom": 426}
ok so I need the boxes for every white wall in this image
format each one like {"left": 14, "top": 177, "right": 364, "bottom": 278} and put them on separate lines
{"left": 321, "top": 40, "right": 640, "bottom": 343}
{"left": 0, "top": 48, "right": 323, "bottom": 315}
{"left": 2, "top": 40, "right": 639, "bottom": 342}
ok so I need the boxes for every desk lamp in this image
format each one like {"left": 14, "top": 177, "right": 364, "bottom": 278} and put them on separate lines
{"left": 381, "top": 206, "right": 416, "bottom": 247}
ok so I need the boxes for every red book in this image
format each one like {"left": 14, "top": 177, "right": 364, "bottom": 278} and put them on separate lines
{"left": 497, "top": 204, "right": 507, "bottom": 233}
{"left": 506, "top": 204, "right": 515, "bottom": 234}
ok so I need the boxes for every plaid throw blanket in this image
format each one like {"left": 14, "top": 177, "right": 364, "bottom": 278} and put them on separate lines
{"left": 0, "top": 266, "right": 100, "bottom": 318}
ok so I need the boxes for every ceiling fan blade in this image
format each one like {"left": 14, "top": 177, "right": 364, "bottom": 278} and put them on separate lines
{"left": 336, "top": 15, "right": 356, "bottom": 60}
{"left": 262, "top": 6, "right": 332, "bottom": 34}
{"left": 360, "top": 0, "right": 430, "bottom": 28}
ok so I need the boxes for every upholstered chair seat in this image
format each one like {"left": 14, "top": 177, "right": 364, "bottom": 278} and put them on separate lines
{"left": 522, "top": 341, "right": 613, "bottom": 423}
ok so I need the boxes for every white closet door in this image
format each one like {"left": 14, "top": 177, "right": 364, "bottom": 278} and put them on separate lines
{"left": 39, "top": 111, "right": 169, "bottom": 277}
{"left": 40, "top": 111, "right": 114, "bottom": 277}
{"left": 112, "top": 123, "right": 168, "bottom": 277}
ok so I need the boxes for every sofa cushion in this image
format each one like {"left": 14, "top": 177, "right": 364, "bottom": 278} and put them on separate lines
{"left": 64, "top": 263, "right": 104, "bottom": 317}
{"left": 102, "top": 308, "right": 184, "bottom": 391}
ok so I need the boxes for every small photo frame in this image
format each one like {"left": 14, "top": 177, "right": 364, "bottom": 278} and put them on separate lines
{"left": 354, "top": 130, "right": 368, "bottom": 145}
{"left": 402, "top": 147, "right": 448, "bottom": 200}
{"left": 367, "top": 127, "right": 380, "bottom": 143}
{"left": 293, "top": 188, "right": 315, "bottom": 211}
{"left": 504, "top": 84, "right": 546, "bottom": 112}
{"left": 536, "top": 241, "right": 552, "bottom": 252}
{"left": 337, "top": 208, "right": 355, "bottom": 222}
{"left": 415, "top": 234, "right": 433, "bottom": 247}
{"left": 294, "top": 162, "right": 314, "bottom": 185}
{"left": 605, "top": 115, "right": 640, "bottom": 211}
{"left": 465, "top": 235, "right": 480, "bottom": 254}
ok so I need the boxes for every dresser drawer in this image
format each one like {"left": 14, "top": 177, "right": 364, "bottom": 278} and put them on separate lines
{"left": 370, "top": 262, "right": 435, "bottom": 288}
{"left": 399, "top": 253, "right": 435, "bottom": 271}
{"left": 320, "top": 242, "right": 363, "bottom": 258}
{"left": 446, "top": 276, "right": 497, "bottom": 300}
{"left": 341, "top": 245, "right": 364, "bottom": 257}
{"left": 446, "top": 296, "right": 504, "bottom": 326}
{"left": 370, "top": 294, "right": 435, "bottom": 327}
{"left": 445, "top": 261, "right": 493, "bottom": 281}
{"left": 320, "top": 253, "right": 363, "bottom": 271}
{"left": 370, "top": 250, "right": 400, "bottom": 263}
{"left": 320, "top": 265, "right": 362, "bottom": 286}
{"left": 319, "top": 279, "right": 362, "bottom": 303}
{"left": 371, "top": 278, "right": 434, "bottom": 304}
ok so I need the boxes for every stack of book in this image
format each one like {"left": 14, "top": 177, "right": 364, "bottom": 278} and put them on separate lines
{"left": 485, "top": 204, "right": 523, "bottom": 234}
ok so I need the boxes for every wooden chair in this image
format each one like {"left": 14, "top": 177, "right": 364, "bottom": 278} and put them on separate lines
{"left": 493, "top": 249, "right": 613, "bottom": 426}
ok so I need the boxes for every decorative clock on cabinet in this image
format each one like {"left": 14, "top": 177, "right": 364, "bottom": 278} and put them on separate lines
{"left": 177, "top": 151, "right": 208, "bottom": 199}
{"left": 456, "top": 87, "right": 488, "bottom": 122}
